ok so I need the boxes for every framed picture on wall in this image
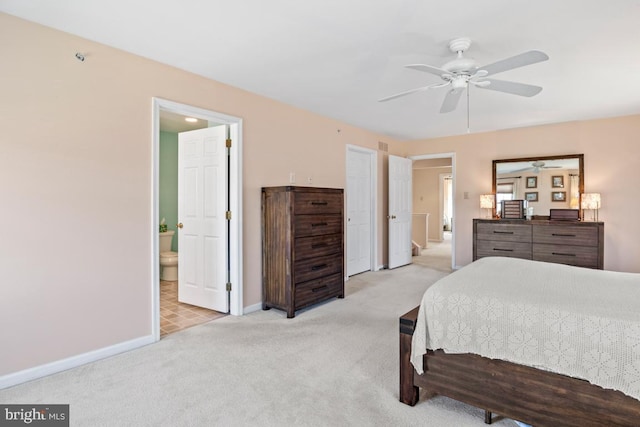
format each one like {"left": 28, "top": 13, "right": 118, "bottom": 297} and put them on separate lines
{"left": 551, "top": 191, "right": 566, "bottom": 202}
{"left": 552, "top": 175, "right": 564, "bottom": 188}
{"left": 525, "top": 192, "right": 538, "bottom": 202}
{"left": 526, "top": 177, "right": 537, "bottom": 188}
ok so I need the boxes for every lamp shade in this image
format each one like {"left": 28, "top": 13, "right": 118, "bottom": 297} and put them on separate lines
{"left": 581, "top": 193, "right": 601, "bottom": 210}
{"left": 480, "top": 194, "right": 495, "bottom": 209}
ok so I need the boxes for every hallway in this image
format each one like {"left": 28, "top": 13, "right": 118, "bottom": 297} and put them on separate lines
{"left": 412, "top": 231, "right": 452, "bottom": 272}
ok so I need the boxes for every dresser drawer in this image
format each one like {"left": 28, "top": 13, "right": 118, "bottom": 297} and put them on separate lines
{"left": 533, "top": 225, "right": 598, "bottom": 247}
{"left": 294, "top": 253, "right": 343, "bottom": 283}
{"left": 476, "top": 222, "right": 532, "bottom": 243}
{"left": 476, "top": 240, "right": 532, "bottom": 259}
{"left": 294, "top": 234, "right": 342, "bottom": 260}
{"left": 295, "top": 273, "right": 343, "bottom": 309}
{"left": 294, "top": 192, "right": 343, "bottom": 215}
{"left": 294, "top": 215, "right": 342, "bottom": 237}
{"left": 533, "top": 243, "right": 599, "bottom": 268}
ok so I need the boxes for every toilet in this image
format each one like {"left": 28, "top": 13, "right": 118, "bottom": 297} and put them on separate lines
{"left": 159, "top": 230, "right": 179, "bottom": 281}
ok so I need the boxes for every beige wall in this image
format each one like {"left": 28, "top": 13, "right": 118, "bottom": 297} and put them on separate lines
{"left": 0, "top": 14, "right": 398, "bottom": 377}
{"left": 397, "top": 115, "right": 640, "bottom": 273}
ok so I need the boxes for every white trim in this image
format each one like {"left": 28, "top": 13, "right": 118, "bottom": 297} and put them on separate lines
{"left": 345, "top": 144, "right": 378, "bottom": 275}
{"left": 228, "top": 122, "right": 244, "bottom": 315}
{"left": 0, "top": 335, "right": 154, "bottom": 390}
{"left": 152, "top": 98, "right": 244, "bottom": 340}
{"left": 409, "top": 152, "right": 456, "bottom": 271}
{"left": 242, "top": 302, "right": 263, "bottom": 314}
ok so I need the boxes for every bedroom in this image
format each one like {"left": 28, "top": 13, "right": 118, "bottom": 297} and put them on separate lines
{"left": 1, "top": 1, "right": 639, "bottom": 425}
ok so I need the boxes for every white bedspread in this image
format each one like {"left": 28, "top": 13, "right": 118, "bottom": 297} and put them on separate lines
{"left": 410, "top": 257, "right": 640, "bottom": 400}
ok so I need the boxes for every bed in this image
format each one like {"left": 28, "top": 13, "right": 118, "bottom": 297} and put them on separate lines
{"left": 399, "top": 257, "right": 640, "bottom": 426}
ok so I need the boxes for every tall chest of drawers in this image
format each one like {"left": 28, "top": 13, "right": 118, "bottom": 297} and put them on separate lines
{"left": 262, "top": 186, "right": 344, "bottom": 318}
{"left": 473, "top": 219, "right": 604, "bottom": 269}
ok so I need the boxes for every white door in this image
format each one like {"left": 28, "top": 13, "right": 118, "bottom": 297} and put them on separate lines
{"left": 177, "top": 125, "right": 229, "bottom": 312}
{"left": 388, "top": 155, "right": 412, "bottom": 269}
{"left": 346, "top": 148, "right": 372, "bottom": 276}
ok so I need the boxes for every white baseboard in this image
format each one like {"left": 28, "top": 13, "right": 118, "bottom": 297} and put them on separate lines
{"left": 243, "top": 302, "right": 262, "bottom": 314}
{"left": 0, "top": 334, "right": 155, "bottom": 390}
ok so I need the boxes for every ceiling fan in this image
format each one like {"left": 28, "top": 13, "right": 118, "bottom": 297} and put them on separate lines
{"left": 379, "top": 38, "right": 549, "bottom": 114}
{"left": 513, "top": 161, "right": 562, "bottom": 174}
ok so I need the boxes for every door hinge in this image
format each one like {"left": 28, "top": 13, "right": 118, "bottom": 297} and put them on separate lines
{"left": 226, "top": 138, "right": 232, "bottom": 148}
{"left": 226, "top": 282, "right": 232, "bottom": 291}
{"left": 226, "top": 210, "right": 232, "bottom": 220}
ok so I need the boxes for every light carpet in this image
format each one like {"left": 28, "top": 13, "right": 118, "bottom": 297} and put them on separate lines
{"left": 0, "top": 263, "right": 519, "bottom": 426}
{"left": 412, "top": 232, "right": 453, "bottom": 273}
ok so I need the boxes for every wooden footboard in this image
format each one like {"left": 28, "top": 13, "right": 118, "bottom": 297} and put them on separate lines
{"left": 400, "top": 306, "right": 640, "bottom": 427}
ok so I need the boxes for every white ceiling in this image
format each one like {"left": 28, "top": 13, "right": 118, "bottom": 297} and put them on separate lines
{"left": 2, "top": 0, "right": 639, "bottom": 140}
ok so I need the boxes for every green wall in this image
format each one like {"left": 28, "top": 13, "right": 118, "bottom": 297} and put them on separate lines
{"left": 159, "top": 131, "right": 178, "bottom": 252}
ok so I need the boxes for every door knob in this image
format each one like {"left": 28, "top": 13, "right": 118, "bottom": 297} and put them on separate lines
{"left": 391, "top": 215, "right": 396, "bottom": 219}
{"left": 177, "top": 223, "right": 183, "bottom": 229}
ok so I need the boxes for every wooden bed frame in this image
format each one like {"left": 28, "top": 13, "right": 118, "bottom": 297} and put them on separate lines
{"left": 400, "top": 306, "right": 640, "bottom": 427}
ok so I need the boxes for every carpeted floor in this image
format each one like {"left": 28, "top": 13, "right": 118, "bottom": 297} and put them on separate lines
{"left": 412, "top": 231, "right": 453, "bottom": 272}
{"left": 0, "top": 261, "right": 519, "bottom": 426}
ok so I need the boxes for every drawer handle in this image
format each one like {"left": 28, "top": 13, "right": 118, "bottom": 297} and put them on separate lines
{"left": 311, "top": 243, "right": 328, "bottom": 249}
{"left": 312, "top": 285, "right": 328, "bottom": 293}
{"left": 311, "top": 201, "right": 328, "bottom": 205}
{"left": 552, "top": 233, "right": 576, "bottom": 237}
{"left": 312, "top": 222, "right": 328, "bottom": 227}
{"left": 493, "top": 248, "right": 513, "bottom": 252}
{"left": 311, "top": 264, "right": 328, "bottom": 271}
{"left": 493, "top": 231, "right": 514, "bottom": 234}
{"left": 552, "top": 252, "right": 576, "bottom": 257}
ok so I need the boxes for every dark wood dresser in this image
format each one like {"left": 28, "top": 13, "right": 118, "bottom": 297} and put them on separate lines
{"left": 262, "top": 186, "right": 344, "bottom": 318}
{"left": 473, "top": 219, "right": 604, "bottom": 269}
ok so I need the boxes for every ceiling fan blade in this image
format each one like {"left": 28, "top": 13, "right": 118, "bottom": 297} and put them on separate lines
{"left": 478, "top": 78, "right": 543, "bottom": 97}
{"left": 470, "top": 80, "right": 490, "bottom": 87}
{"left": 405, "top": 63, "right": 451, "bottom": 78}
{"left": 479, "top": 50, "right": 549, "bottom": 76}
{"left": 440, "top": 89, "right": 464, "bottom": 113}
{"left": 378, "top": 83, "right": 446, "bottom": 102}
{"left": 510, "top": 167, "right": 534, "bottom": 173}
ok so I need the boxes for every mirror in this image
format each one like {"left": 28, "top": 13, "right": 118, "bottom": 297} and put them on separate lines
{"left": 492, "top": 154, "right": 584, "bottom": 218}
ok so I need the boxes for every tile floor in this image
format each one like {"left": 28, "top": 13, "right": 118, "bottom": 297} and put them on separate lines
{"left": 160, "top": 280, "right": 227, "bottom": 337}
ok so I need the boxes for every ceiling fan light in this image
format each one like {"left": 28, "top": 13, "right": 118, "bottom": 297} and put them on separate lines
{"left": 451, "top": 77, "right": 468, "bottom": 90}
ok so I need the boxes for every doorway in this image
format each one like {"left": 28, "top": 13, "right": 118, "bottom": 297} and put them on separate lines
{"left": 152, "top": 98, "right": 243, "bottom": 341}
{"left": 409, "top": 153, "right": 455, "bottom": 270}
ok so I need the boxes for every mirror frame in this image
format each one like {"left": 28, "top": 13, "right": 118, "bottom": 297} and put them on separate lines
{"left": 492, "top": 153, "right": 584, "bottom": 218}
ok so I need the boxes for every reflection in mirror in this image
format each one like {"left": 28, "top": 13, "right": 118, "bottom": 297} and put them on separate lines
{"left": 492, "top": 154, "right": 584, "bottom": 218}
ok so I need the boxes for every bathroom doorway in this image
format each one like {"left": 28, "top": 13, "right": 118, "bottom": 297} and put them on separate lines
{"left": 152, "top": 98, "right": 243, "bottom": 339}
